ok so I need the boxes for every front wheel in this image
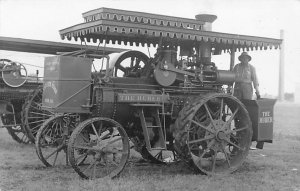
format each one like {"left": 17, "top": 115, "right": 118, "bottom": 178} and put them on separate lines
{"left": 68, "top": 117, "right": 130, "bottom": 179}
{"left": 173, "top": 93, "right": 252, "bottom": 175}
{"left": 35, "top": 114, "right": 79, "bottom": 167}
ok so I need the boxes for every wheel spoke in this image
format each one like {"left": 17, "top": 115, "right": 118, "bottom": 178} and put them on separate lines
{"left": 28, "top": 119, "right": 47, "bottom": 125}
{"left": 100, "top": 134, "right": 121, "bottom": 150}
{"left": 230, "top": 134, "right": 239, "bottom": 143}
{"left": 118, "top": 65, "right": 126, "bottom": 72}
{"left": 204, "top": 103, "right": 214, "bottom": 122}
{"left": 230, "top": 126, "right": 249, "bottom": 133}
{"left": 134, "top": 59, "right": 141, "bottom": 68}
{"left": 58, "top": 122, "right": 63, "bottom": 135}
{"left": 194, "top": 113, "right": 207, "bottom": 123}
{"left": 188, "top": 135, "right": 215, "bottom": 144}
{"left": 40, "top": 142, "right": 57, "bottom": 147}
{"left": 92, "top": 160, "right": 97, "bottom": 179}
{"left": 30, "top": 124, "right": 42, "bottom": 131}
{"left": 223, "top": 107, "right": 239, "bottom": 128}
{"left": 219, "top": 98, "right": 224, "bottom": 120}
{"left": 79, "top": 133, "right": 90, "bottom": 143}
{"left": 73, "top": 145, "right": 95, "bottom": 151}
{"left": 91, "top": 123, "right": 100, "bottom": 139}
{"left": 199, "top": 140, "right": 215, "bottom": 159}
{"left": 107, "top": 136, "right": 122, "bottom": 145}
{"left": 98, "top": 121, "right": 103, "bottom": 138}
{"left": 190, "top": 119, "right": 214, "bottom": 134}
{"left": 48, "top": 124, "right": 54, "bottom": 138}
{"left": 28, "top": 105, "right": 42, "bottom": 111}
{"left": 221, "top": 146, "right": 231, "bottom": 168}
{"left": 44, "top": 144, "right": 64, "bottom": 160}
{"left": 99, "top": 131, "right": 111, "bottom": 141}
{"left": 53, "top": 122, "right": 59, "bottom": 135}
{"left": 130, "top": 57, "right": 134, "bottom": 67}
{"left": 75, "top": 153, "right": 88, "bottom": 165}
{"left": 82, "top": 160, "right": 97, "bottom": 174}
{"left": 28, "top": 111, "right": 53, "bottom": 117}
{"left": 27, "top": 116, "right": 49, "bottom": 119}
{"left": 52, "top": 150, "right": 59, "bottom": 166}
{"left": 225, "top": 139, "right": 245, "bottom": 151}
{"left": 211, "top": 151, "right": 217, "bottom": 173}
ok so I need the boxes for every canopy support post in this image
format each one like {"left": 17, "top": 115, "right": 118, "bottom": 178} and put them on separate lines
{"left": 230, "top": 47, "right": 235, "bottom": 71}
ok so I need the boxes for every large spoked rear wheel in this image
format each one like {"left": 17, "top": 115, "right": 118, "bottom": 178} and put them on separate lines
{"left": 35, "top": 114, "right": 78, "bottom": 167}
{"left": 68, "top": 117, "right": 130, "bottom": 179}
{"left": 173, "top": 93, "right": 252, "bottom": 175}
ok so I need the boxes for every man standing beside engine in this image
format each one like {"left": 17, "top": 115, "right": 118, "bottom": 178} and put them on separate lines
{"left": 233, "top": 52, "right": 260, "bottom": 100}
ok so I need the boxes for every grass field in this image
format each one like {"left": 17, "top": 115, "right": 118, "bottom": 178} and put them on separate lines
{"left": 0, "top": 102, "right": 300, "bottom": 191}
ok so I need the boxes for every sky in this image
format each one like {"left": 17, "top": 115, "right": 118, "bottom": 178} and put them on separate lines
{"left": 0, "top": 0, "right": 300, "bottom": 96}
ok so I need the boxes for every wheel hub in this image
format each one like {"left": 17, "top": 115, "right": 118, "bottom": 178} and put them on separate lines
{"left": 216, "top": 130, "right": 226, "bottom": 141}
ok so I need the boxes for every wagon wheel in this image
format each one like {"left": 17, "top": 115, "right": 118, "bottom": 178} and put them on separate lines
{"left": 0, "top": 99, "right": 31, "bottom": 144}
{"left": 6, "top": 125, "right": 31, "bottom": 144}
{"left": 35, "top": 114, "right": 79, "bottom": 167}
{"left": 111, "top": 50, "right": 150, "bottom": 77}
{"left": 22, "top": 87, "right": 53, "bottom": 143}
{"left": 68, "top": 117, "right": 130, "bottom": 179}
{"left": 173, "top": 93, "right": 252, "bottom": 175}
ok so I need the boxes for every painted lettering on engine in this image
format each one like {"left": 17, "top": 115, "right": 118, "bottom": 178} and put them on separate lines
{"left": 118, "top": 94, "right": 167, "bottom": 103}
{"left": 259, "top": 111, "right": 273, "bottom": 123}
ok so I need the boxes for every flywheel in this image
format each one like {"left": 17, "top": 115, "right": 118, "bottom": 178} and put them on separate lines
{"left": 1, "top": 59, "right": 27, "bottom": 87}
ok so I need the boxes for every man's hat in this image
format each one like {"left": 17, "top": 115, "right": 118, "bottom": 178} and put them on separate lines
{"left": 238, "top": 52, "right": 251, "bottom": 61}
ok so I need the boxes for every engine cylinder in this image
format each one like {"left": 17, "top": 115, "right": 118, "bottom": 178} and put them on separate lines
{"left": 202, "top": 70, "right": 235, "bottom": 84}
{"left": 215, "top": 70, "right": 236, "bottom": 84}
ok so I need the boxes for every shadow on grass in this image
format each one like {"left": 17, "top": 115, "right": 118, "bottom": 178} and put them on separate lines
{"left": 119, "top": 159, "right": 196, "bottom": 178}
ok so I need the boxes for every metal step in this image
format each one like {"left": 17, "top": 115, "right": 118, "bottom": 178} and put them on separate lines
{"left": 138, "top": 107, "right": 166, "bottom": 150}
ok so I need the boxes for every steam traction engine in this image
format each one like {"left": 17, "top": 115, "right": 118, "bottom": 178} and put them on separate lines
{"left": 37, "top": 8, "right": 281, "bottom": 178}
{"left": 0, "top": 58, "right": 45, "bottom": 143}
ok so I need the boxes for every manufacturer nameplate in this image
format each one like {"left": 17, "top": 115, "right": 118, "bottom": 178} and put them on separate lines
{"left": 118, "top": 93, "right": 168, "bottom": 103}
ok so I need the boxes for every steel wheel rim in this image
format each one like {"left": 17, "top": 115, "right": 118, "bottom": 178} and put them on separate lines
{"left": 36, "top": 114, "right": 77, "bottom": 167}
{"left": 68, "top": 117, "right": 130, "bottom": 179}
{"left": 23, "top": 88, "right": 53, "bottom": 142}
{"left": 186, "top": 95, "right": 252, "bottom": 175}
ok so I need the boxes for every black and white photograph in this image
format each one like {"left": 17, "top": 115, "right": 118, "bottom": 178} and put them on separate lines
{"left": 0, "top": 0, "right": 299, "bottom": 190}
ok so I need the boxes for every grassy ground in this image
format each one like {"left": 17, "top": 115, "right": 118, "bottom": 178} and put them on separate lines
{"left": 0, "top": 102, "right": 300, "bottom": 191}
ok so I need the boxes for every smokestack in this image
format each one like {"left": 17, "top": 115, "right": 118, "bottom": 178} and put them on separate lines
{"left": 195, "top": 14, "right": 217, "bottom": 31}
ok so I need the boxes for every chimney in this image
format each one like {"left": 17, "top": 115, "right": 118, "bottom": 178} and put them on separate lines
{"left": 195, "top": 14, "right": 217, "bottom": 31}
